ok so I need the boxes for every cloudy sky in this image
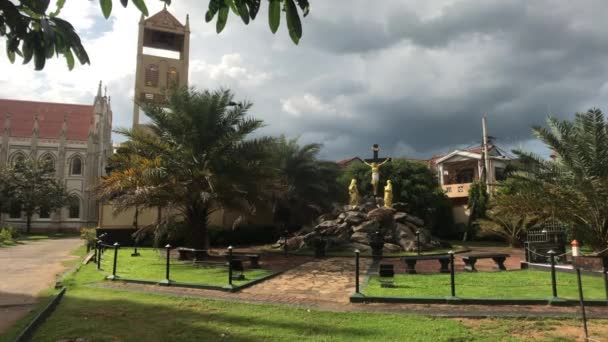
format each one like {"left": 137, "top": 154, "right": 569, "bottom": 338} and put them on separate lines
{"left": 2, "top": 0, "right": 608, "bottom": 160}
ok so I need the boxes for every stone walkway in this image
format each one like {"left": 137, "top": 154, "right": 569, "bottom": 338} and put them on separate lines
{"left": 0, "top": 237, "right": 82, "bottom": 334}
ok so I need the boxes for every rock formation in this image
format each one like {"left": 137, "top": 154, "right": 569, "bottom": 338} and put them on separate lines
{"left": 281, "top": 197, "right": 443, "bottom": 253}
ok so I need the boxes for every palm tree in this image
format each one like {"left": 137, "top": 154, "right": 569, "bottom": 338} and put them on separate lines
{"left": 103, "top": 88, "right": 274, "bottom": 249}
{"left": 270, "top": 136, "right": 343, "bottom": 232}
{"left": 510, "top": 108, "right": 608, "bottom": 250}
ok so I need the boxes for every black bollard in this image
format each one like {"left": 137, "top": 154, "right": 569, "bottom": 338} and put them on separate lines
{"left": 111, "top": 242, "right": 119, "bottom": 279}
{"left": 96, "top": 240, "right": 101, "bottom": 270}
{"left": 355, "top": 249, "right": 360, "bottom": 294}
{"left": 131, "top": 240, "right": 140, "bottom": 257}
{"left": 228, "top": 246, "right": 233, "bottom": 286}
{"left": 415, "top": 230, "right": 421, "bottom": 256}
{"left": 165, "top": 244, "right": 171, "bottom": 284}
{"left": 576, "top": 268, "right": 589, "bottom": 340}
{"left": 449, "top": 251, "right": 456, "bottom": 297}
{"left": 548, "top": 250, "right": 558, "bottom": 298}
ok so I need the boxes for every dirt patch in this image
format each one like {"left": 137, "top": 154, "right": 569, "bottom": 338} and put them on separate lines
{"left": 458, "top": 317, "right": 608, "bottom": 341}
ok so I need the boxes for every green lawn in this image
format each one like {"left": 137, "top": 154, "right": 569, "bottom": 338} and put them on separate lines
{"left": 100, "top": 248, "right": 273, "bottom": 287}
{"left": 364, "top": 270, "right": 607, "bottom": 300}
{"left": 3, "top": 246, "right": 608, "bottom": 341}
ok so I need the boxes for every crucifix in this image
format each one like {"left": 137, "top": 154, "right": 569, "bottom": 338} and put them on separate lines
{"left": 362, "top": 144, "right": 391, "bottom": 196}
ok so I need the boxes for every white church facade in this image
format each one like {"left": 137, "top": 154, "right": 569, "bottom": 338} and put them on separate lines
{"left": 0, "top": 83, "right": 113, "bottom": 231}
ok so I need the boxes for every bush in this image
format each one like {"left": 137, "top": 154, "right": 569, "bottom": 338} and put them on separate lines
{"left": 80, "top": 227, "right": 97, "bottom": 248}
{"left": 0, "top": 226, "right": 18, "bottom": 244}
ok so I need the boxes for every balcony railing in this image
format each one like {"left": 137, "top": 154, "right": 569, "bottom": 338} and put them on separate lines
{"left": 442, "top": 183, "right": 472, "bottom": 198}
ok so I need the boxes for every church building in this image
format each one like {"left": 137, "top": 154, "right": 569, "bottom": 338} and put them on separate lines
{"left": 0, "top": 83, "right": 113, "bottom": 231}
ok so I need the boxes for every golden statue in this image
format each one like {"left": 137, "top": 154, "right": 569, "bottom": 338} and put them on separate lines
{"left": 384, "top": 180, "right": 393, "bottom": 208}
{"left": 348, "top": 179, "right": 360, "bottom": 207}
{"left": 362, "top": 158, "right": 391, "bottom": 195}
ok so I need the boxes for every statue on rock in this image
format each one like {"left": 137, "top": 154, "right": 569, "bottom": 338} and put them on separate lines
{"left": 363, "top": 158, "right": 391, "bottom": 196}
{"left": 384, "top": 180, "right": 393, "bottom": 208}
{"left": 348, "top": 178, "right": 360, "bottom": 208}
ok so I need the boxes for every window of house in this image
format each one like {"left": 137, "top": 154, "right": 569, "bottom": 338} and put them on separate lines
{"left": 68, "top": 196, "right": 80, "bottom": 219}
{"left": 70, "top": 156, "right": 83, "bottom": 176}
{"left": 145, "top": 64, "right": 159, "bottom": 87}
{"left": 495, "top": 167, "right": 507, "bottom": 181}
{"left": 167, "top": 68, "right": 178, "bottom": 88}
{"left": 9, "top": 203, "right": 21, "bottom": 219}
{"left": 456, "top": 169, "right": 474, "bottom": 183}
{"left": 39, "top": 206, "right": 51, "bottom": 219}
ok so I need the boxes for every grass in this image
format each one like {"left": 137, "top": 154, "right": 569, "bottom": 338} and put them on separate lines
{"left": 3, "top": 245, "right": 608, "bottom": 341}
{"left": 364, "top": 270, "right": 608, "bottom": 300}
{"left": 100, "top": 248, "right": 273, "bottom": 287}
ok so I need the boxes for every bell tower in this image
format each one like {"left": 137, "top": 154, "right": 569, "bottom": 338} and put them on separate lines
{"left": 132, "top": 7, "right": 190, "bottom": 127}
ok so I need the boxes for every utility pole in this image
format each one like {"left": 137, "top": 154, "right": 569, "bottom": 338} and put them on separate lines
{"left": 482, "top": 116, "right": 491, "bottom": 196}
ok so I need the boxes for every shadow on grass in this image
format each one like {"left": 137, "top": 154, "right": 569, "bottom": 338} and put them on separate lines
{"left": 27, "top": 292, "right": 386, "bottom": 341}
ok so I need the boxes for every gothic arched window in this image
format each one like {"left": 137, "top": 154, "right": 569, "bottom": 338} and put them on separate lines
{"left": 10, "top": 152, "right": 26, "bottom": 166}
{"left": 68, "top": 196, "right": 81, "bottom": 219}
{"left": 145, "top": 64, "right": 159, "bottom": 87}
{"left": 167, "top": 68, "right": 178, "bottom": 88}
{"left": 40, "top": 153, "right": 55, "bottom": 173}
{"left": 70, "top": 156, "right": 83, "bottom": 176}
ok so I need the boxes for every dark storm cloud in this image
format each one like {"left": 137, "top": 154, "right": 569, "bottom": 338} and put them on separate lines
{"left": 264, "top": 0, "right": 608, "bottom": 159}
{"left": 37, "top": 0, "right": 605, "bottom": 161}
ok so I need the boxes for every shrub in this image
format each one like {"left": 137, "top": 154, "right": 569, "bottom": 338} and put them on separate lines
{"left": 0, "top": 227, "right": 18, "bottom": 244}
{"left": 80, "top": 227, "right": 97, "bottom": 248}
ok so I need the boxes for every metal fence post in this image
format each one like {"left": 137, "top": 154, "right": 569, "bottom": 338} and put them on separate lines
{"left": 96, "top": 240, "right": 101, "bottom": 270}
{"left": 449, "top": 251, "right": 456, "bottom": 297}
{"left": 165, "top": 244, "right": 171, "bottom": 283}
{"left": 228, "top": 246, "right": 233, "bottom": 286}
{"left": 355, "top": 249, "right": 360, "bottom": 294}
{"left": 576, "top": 268, "right": 589, "bottom": 340}
{"left": 131, "top": 240, "right": 140, "bottom": 257}
{"left": 111, "top": 242, "right": 119, "bottom": 278}
{"left": 548, "top": 250, "right": 558, "bottom": 298}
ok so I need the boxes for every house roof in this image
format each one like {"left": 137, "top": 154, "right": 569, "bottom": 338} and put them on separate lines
{"left": 0, "top": 99, "right": 93, "bottom": 141}
{"left": 430, "top": 145, "right": 508, "bottom": 166}
{"left": 336, "top": 156, "right": 363, "bottom": 167}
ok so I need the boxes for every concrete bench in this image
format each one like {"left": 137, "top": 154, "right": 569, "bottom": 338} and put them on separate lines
{"left": 461, "top": 253, "right": 510, "bottom": 272}
{"left": 224, "top": 253, "right": 261, "bottom": 269}
{"left": 401, "top": 255, "right": 451, "bottom": 274}
{"left": 176, "top": 247, "right": 209, "bottom": 261}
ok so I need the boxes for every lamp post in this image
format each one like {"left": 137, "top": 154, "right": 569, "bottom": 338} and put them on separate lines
{"left": 227, "top": 246, "right": 235, "bottom": 287}
{"left": 164, "top": 244, "right": 172, "bottom": 284}
{"left": 548, "top": 250, "right": 558, "bottom": 299}
{"left": 415, "top": 230, "right": 421, "bottom": 256}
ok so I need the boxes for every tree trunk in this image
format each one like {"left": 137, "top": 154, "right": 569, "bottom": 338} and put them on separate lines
{"left": 26, "top": 213, "right": 32, "bottom": 234}
{"left": 186, "top": 204, "right": 209, "bottom": 250}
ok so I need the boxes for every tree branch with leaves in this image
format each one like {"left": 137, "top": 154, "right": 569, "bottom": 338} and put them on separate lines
{"left": 1, "top": 0, "right": 310, "bottom": 70}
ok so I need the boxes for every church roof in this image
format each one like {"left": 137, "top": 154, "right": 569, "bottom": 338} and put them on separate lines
{"left": 144, "top": 8, "right": 186, "bottom": 31}
{"left": 0, "top": 99, "right": 93, "bottom": 141}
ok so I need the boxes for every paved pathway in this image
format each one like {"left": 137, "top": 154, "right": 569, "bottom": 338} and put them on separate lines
{"left": 0, "top": 237, "right": 82, "bottom": 334}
